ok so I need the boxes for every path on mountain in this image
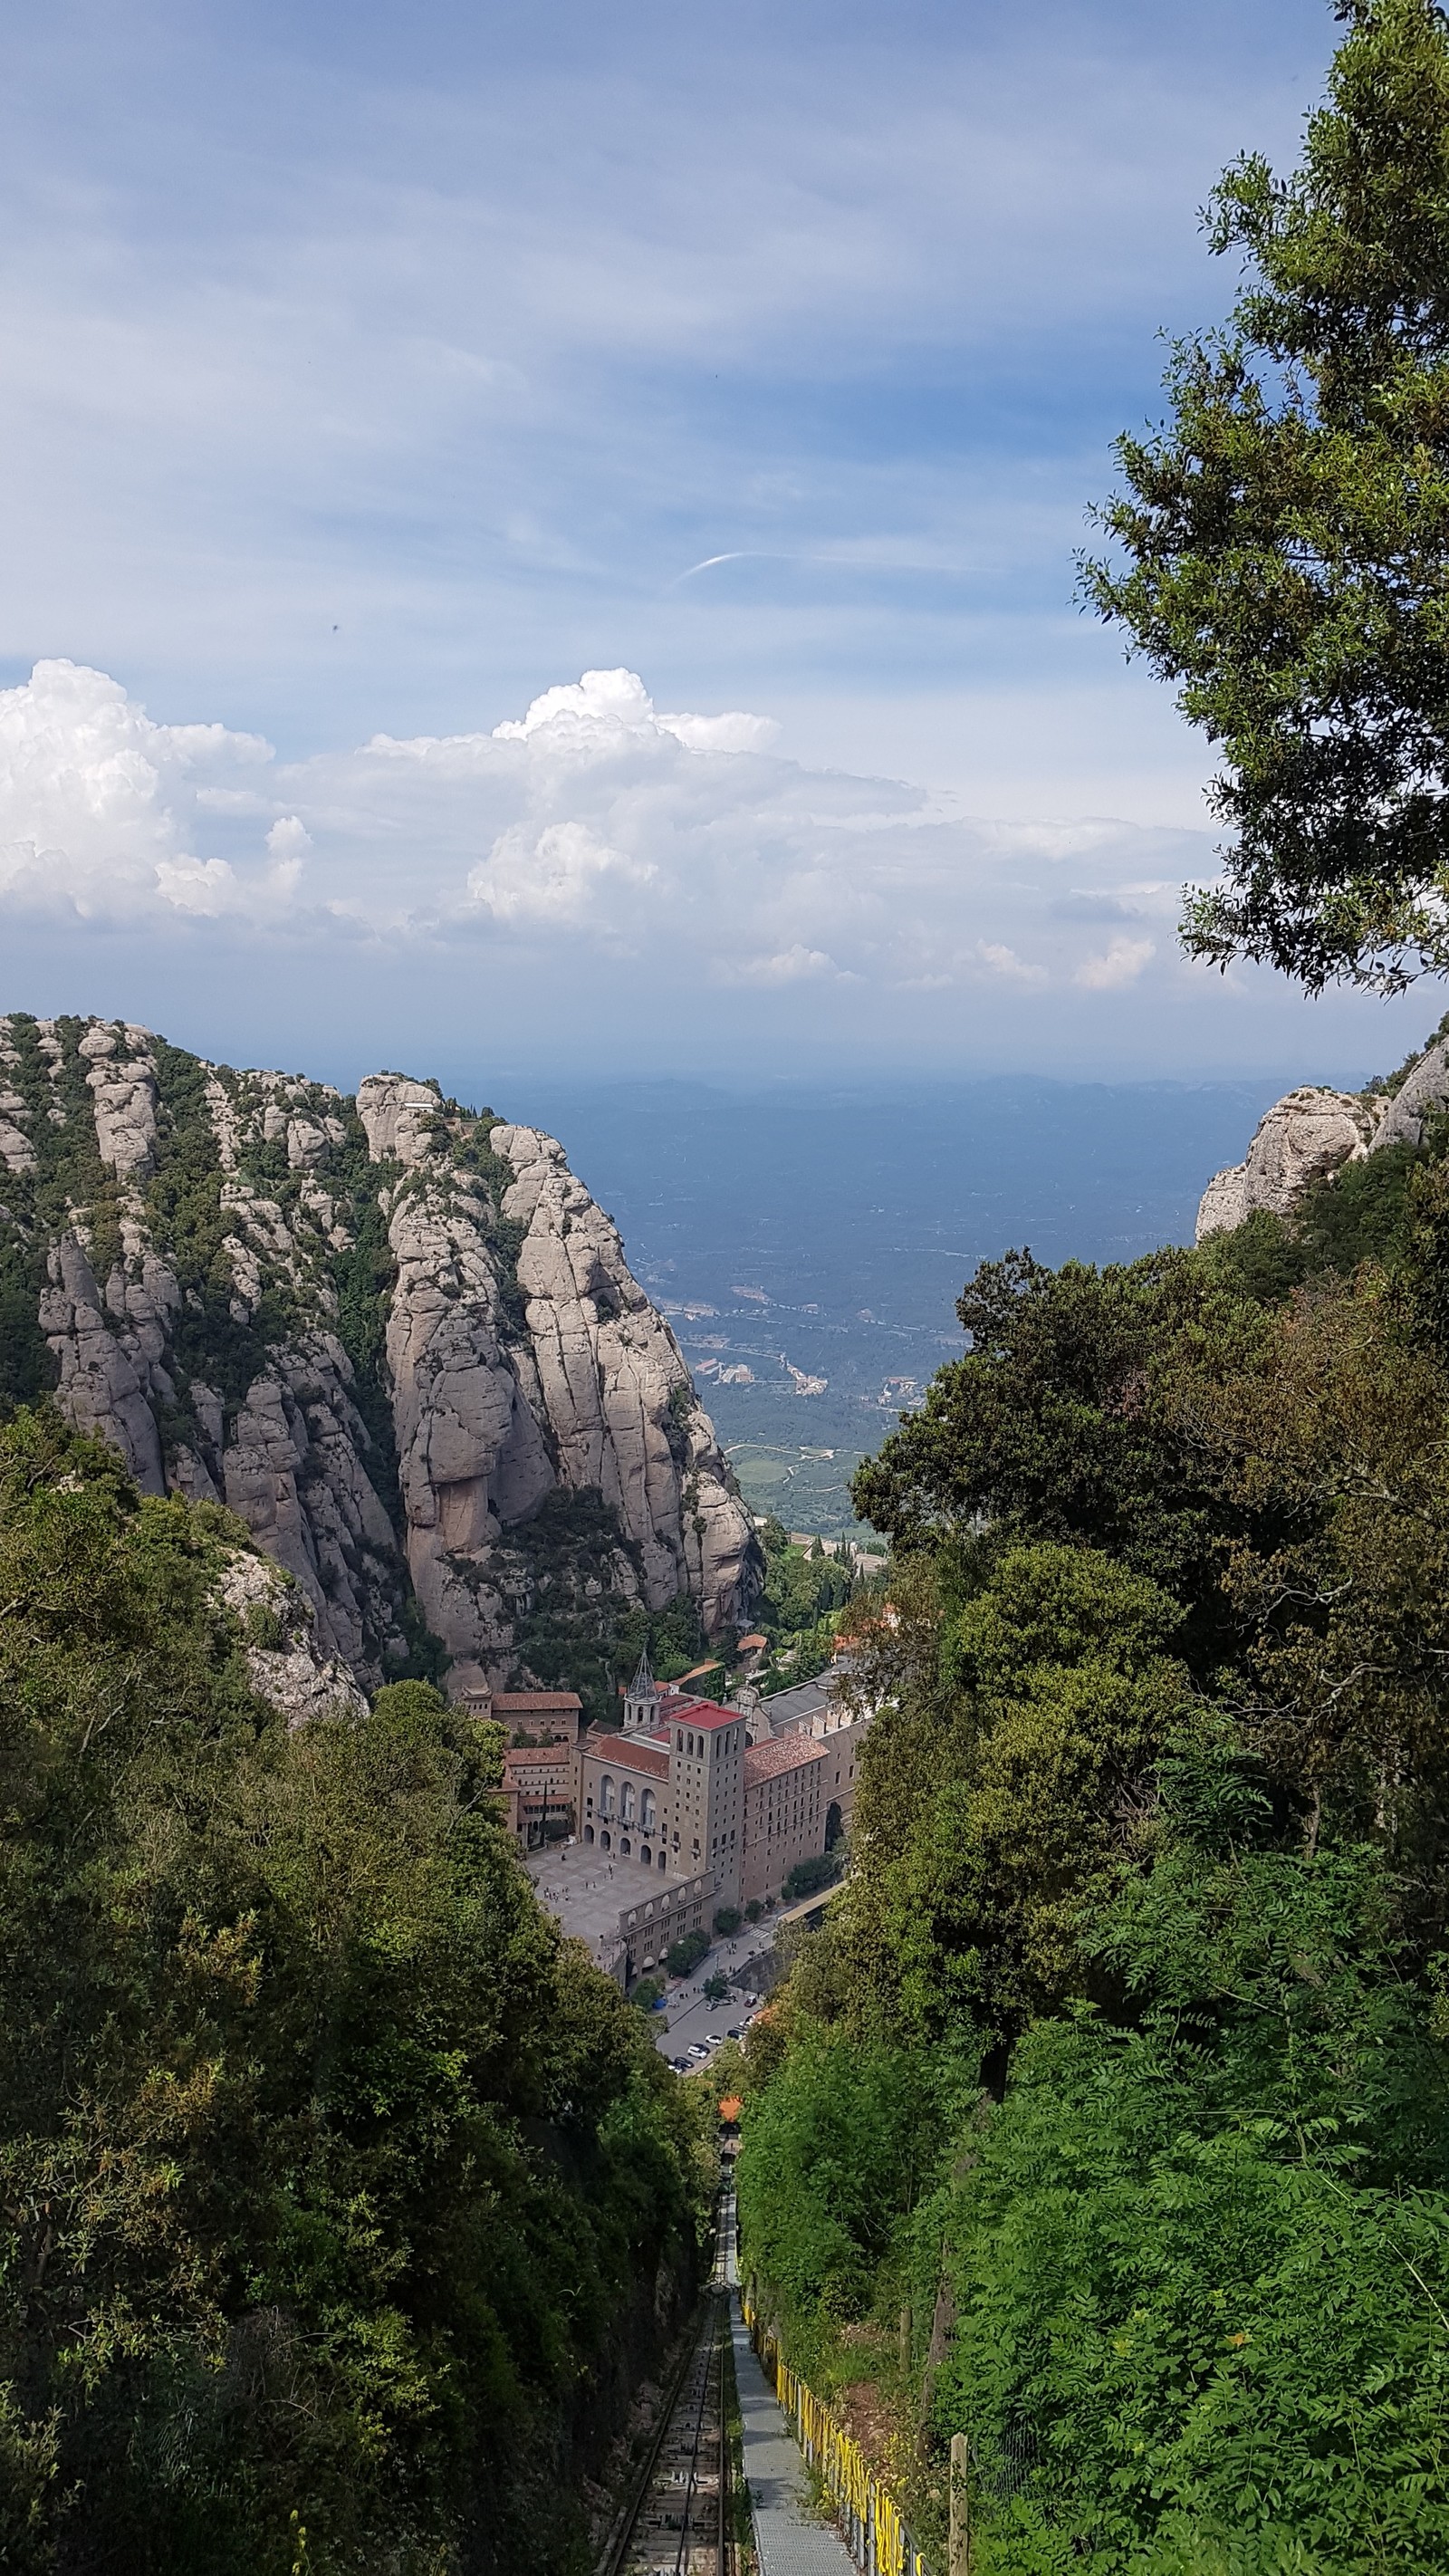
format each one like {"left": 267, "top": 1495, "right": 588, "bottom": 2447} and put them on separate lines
{"left": 719, "top": 2196, "right": 856, "bottom": 2576}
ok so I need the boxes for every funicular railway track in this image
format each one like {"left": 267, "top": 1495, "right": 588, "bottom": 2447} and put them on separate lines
{"left": 598, "top": 2270, "right": 733, "bottom": 2576}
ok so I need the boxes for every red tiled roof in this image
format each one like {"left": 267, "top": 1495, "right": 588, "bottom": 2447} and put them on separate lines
{"left": 665, "top": 1699, "right": 738, "bottom": 1735}
{"left": 492, "top": 1690, "right": 582, "bottom": 1713}
{"left": 744, "top": 1736, "right": 826, "bottom": 1786}
{"left": 504, "top": 1745, "right": 571, "bottom": 1769}
{"left": 581, "top": 1731, "right": 669, "bottom": 1778}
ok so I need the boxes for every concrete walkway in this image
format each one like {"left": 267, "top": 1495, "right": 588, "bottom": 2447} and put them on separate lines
{"left": 730, "top": 2302, "right": 857, "bottom": 2576}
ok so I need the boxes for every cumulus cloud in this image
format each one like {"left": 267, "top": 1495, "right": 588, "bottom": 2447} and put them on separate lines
{"left": 714, "top": 944, "right": 844, "bottom": 987}
{"left": 487, "top": 667, "right": 780, "bottom": 755}
{"left": 0, "top": 659, "right": 275, "bottom": 923}
{"left": 1075, "top": 936, "right": 1156, "bottom": 991}
{"left": 0, "top": 658, "right": 1210, "bottom": 1039}
{"left": 975, "top": 941, "right": 1049, "bottom": 987}
{"left": 468, "top": 819, "right": 655, "bottom": 926}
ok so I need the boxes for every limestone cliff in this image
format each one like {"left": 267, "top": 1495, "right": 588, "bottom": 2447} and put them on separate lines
{"left": 1195, "top": 1034, "right": 1449, "bottom": 1242}
{"left": 0, "top": 1014, "right": 759, "bottom": 1695}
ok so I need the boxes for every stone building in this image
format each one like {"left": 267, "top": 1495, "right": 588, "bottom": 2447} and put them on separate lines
{"left": 499, "top": 1740, "right": 575, "bottom": 1849}
{"left": 460, "top": 1684, "right": 583, "bottom": 1744}
{"left": 576, "top": 1658, "right": 746, "bottom": 1911}
{"left": 741, "top": 1663, "right": 869, "bottom": 1833}
{"left": 741, "top": 1733, "right": 827, "bottom": 1908}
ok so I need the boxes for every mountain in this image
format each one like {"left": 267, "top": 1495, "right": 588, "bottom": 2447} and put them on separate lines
{"left": 1195, "top": 1025, "right": 1449, "bottom": 1238}
{"left": 0, "top": 1013, "right": 758, "bottom": 1696}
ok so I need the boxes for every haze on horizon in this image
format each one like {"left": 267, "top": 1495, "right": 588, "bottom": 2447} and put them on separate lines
{"left": 0, "top": 0, "right": 1432, "bottom": 1089}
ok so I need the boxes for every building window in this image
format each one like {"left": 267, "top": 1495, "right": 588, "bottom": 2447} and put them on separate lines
{"left": 600, "top": 1830, "right": 611, "bottom": 1851}
{"left": 600, "top": 1774, "right": 615, "bottom": 1818}
{"left": 584, "top": 1824, "right": 594, "bottom": 1843}
{"left": 621, "top": 1781, "right": 636, "bottom": 1825}
{"left": 621, "top": 1837, "right": 632, "bottom": 1858}
{"left": 641, "top": 1787, "right": 657, "bottom": 1830}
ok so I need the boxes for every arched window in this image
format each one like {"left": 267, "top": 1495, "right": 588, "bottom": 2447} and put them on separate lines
{"left": 621, "top": 1781, "right": 636, "bottom": 1825}
{"left": 657, "top": 1850, "right": 667, "bottom": 1872}
{"left": 641, "top": 1788, "right": 657, "bottom": 1831}
{"left": 600, "top": 1774, "right": 615, "bottom": 1818}
{"left": 600, "top": 1829, "right": 611, "bottom": 1851}
{"left": 640, "top": 1845, "right": 651, "bottom": 1866}
{"left": 620, "top": 1837, "right": 631, "bottom": 1858}
{"left": 584, "top": 1823, "right": 594, "bottom": 1844}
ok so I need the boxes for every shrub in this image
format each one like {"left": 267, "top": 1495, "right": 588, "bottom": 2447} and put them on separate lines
{"left": 783, "top": 1848, "right": 844, "bottom": 1901}
{"left": 666, "top": 1929, "right": 709, "bottom": 1977}
{"left": 714, "top": 1906, "right": 743, "bottom": 1937}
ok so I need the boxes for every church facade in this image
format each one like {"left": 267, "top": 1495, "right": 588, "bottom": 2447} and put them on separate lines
{"left": 575, "top": 1652, "right": 747, "bottom": 1911}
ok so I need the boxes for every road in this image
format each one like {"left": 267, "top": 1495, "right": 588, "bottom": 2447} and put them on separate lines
{"left": 648, "top": 1932, "right": 771, "bottom": 2067}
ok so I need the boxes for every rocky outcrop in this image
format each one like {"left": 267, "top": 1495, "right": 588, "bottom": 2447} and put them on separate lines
{"left": 79, "top": 1022, "right": 158, "bottom": 1178}
{"left": 37, "top": 1230, "right": 168, "bottom": 1493}
{"left": 371, "top": 1109, "right": 757, "bottom": 1697}
{"left": 1195, "top": 1088, "right": 1384, "bottom": 1239}
{"left": 0, "top": 1012, "right": 759, "bottom": 1699}
{"left": 1195, "top": 1033, "right": 1449, "bottom": 1242}
{"left": 1371, "top": 1038, "right": 1449, "bottom": 1153}
{"left": 217, "top": 1547, "right": 369, "bottom": 1727}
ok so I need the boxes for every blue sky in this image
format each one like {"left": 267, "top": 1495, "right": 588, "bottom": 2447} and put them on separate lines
{"left": 0, "top": 0, "right": 1434, "bottom": 1087}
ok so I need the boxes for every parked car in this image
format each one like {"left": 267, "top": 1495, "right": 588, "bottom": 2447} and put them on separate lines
{"left": 687, "top": 2043, "right": 710, "bottom": 2061}
{"left": 671, "top": 2057, "right": 689, "bottom": 2073}
{"left": 705, "top": 2033, "right": 724, "bottom": 2046}
{"left": 725, "top": 2025, "right": 742, "bottom": 2040}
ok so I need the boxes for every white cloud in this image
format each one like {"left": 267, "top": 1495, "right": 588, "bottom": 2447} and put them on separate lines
{"left": 0, "top": 656, "right": 1261, "bottom": 1070}
{"left": 975, "top": 940, "right": 1049, "bottom": 986}
{"left": 714, "top": 945, "right": 843, "bottom": 987}
{"left": 1075, "top": 936, "right": 1156, "bottom": 991}
{"left": 468, "top": 818, "right": 655, "bottom": 925}
{"left": 0, "top": 659, "right": 274, "bottom": 923}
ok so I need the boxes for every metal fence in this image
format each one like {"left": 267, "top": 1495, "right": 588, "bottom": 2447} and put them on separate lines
{"left": 743, "top": 2296, "right": 933, "bottom": 2576}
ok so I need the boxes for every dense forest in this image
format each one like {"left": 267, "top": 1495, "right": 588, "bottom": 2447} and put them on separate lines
{"left": 733, "top": 1080, "right": 1449, "bottom": 2571}
{"left": 0, "top": 1408, "right": 713, "bottom": 2575}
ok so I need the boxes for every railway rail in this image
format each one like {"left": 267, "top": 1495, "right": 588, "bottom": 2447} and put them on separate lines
{"left": 598, "top": 2240, "right": 735, "bottom": 2576}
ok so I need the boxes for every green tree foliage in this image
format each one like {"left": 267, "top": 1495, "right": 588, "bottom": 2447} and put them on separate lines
{"left": 1082, "top": 0, "right": 1449, "bottom": 995}
{"left": 926, "top": 1818, "right": 1449, "bottom": 2571}
{"left": 833, "top": 1544, "right": 1189, "bottom": 2043}
{"left": 854, "top": 1251, "right": 1271, "bottom": 1665}
{"left": 737, "top": 1071, "right": 1449, "bottom": 2567}
{"left": 757, "top": 1518, "right": 857, "bottom": 1637}
{"left": 0, "top": 1408, "right": 709, "bottom": 2576}
{"left": 735, "top": 2026, "right": 946, "bottom": 2379}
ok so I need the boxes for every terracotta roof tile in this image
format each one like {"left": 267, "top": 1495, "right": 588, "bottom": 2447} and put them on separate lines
{"left": 744, "top": 1736, "right": 826, "bottom": 1786}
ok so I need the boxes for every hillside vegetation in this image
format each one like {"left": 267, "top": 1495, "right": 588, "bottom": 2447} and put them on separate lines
{"left": 0, "top": 1408, "right": 711, "bottom": 2576}
{"left": 734, "top": 1082, "right": 1449, "bottom": 2573}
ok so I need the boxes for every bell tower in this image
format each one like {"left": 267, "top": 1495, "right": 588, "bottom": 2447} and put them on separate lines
{"left": 622, "top": 1646, "right": 660, "bottom": 1735}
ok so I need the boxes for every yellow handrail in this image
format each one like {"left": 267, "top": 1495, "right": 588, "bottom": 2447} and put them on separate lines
{"left": 742, "top": 2292, "right": 932, "bottom": 2576}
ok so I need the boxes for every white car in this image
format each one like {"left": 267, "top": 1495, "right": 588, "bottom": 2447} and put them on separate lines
{"left": 687, "top": 2043, "right": 710, "bottom": 2061}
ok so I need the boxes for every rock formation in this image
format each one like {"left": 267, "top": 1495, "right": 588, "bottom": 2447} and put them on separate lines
{"left": 0, "top": 1014, "right": 759, "bottom": 1697}
{"left": 1195, "top": 1035, "right": 1449, "bottom": 1242}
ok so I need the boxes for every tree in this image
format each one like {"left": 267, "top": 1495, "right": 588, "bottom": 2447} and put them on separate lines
{"left": 1082, "top": 0, "right": 1449, "bottom": 995}
{"left": 0, "top": 1408, "right": 710, "bottom": 2576}
{"left": 704, "top": 1972, "right": 729, "bottom": 2003}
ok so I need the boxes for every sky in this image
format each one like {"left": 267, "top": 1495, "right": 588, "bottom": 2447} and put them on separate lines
{"left": 0, "top": 0, "right": 1435, "bottom": 1090}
